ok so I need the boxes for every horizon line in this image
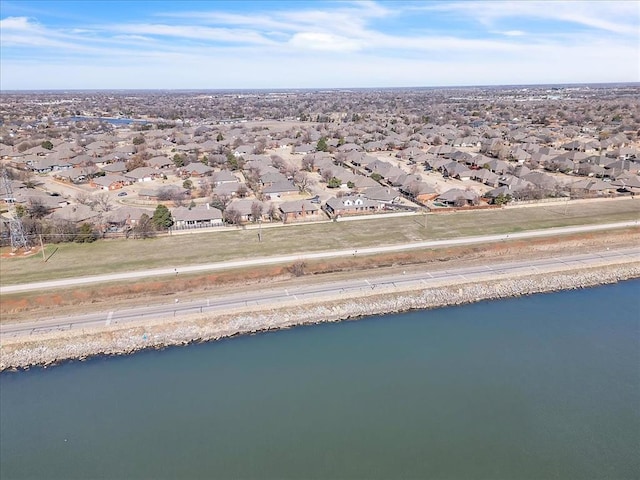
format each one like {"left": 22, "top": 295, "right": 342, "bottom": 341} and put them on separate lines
{"left": 2, "top": 81, "right": 639, "bottom": 94}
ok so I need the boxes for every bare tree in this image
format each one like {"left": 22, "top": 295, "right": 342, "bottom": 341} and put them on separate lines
{"left": 27, "top": 199, "right": 50, "bottom": 219}
{"left": 250, "top": 201, "right": 263, "bottom": 222}
{"left": 294, "top": 171, "right": 309, "bottom": 192}
{"left": 223, "top": 207, "right": 241, "bottom": 225}
{"left": 210, "top": 194, "right": 231, "bottom": 212}
{"left": 75, "top": 191, "right": 92, "bottom": 205}
{"left": 267, "top": 202, "right": 278, "bottom": 221}
{"left": 302, "top": 156, "right": 315, "bottom": 172}
{"left": 270, "top": 155, "right": 285, "bottom": 170}
{"left": 454, "top": 196, "right": 467, "bottom": 207}
{"left": 235, "top": 184, "right": 249, "bottom": 198}
{"left": 93, "top": 192, "right": 113, "bottom": 213}
{"left": 133, "top": 214, "right": 155, "bottom": 239}
{"left": 405, "top": 181, "right": 421, "bottom": 198}
{"left": 254, "top": 138, "right": 267, "bottom": 154}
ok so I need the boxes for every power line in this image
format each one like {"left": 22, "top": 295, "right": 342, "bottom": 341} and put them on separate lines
{"left": 1, "top": 169, "right": 31, "bottom": 253}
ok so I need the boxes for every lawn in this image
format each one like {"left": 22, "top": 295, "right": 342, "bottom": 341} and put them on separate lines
{"left": 1, "top": 198, "right": 638, "bottom": 285}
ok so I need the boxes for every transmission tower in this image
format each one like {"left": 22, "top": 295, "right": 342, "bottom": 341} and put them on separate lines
{"left": 1, "top": 169, "right": 30, "bottom": 252}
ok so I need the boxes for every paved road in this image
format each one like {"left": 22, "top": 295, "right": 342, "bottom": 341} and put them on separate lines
{"left": 1, "top": 221, "right": 637, "bottom": 295}
{"left": 1, "top": 247, "right": 638, "bottom": 337}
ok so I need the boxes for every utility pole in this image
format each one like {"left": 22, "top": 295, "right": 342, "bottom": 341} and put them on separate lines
{"left": 40, "top": 234, "right": 46, "bottom": 262}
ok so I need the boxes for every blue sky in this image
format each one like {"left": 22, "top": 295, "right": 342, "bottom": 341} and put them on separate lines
{"left": 1, "top": 0, "right": 638, "bottom": 90}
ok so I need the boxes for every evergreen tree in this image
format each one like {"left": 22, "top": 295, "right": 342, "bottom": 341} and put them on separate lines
{"left": 152, "top": 204, "right": 173, "bottom": 230}
{"left": 316, "top": 137, "right": 328, "bottom": 152}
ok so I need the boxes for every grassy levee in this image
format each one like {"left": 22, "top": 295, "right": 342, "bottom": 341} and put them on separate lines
{"left": 1, "top": 198, "right": 638, "bottom": 286}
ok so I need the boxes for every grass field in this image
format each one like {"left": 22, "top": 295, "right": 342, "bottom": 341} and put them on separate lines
{"left": 1, "top": 198, "right": 638, "bottom": 285}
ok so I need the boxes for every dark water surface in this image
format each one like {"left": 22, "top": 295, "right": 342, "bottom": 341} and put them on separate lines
{"left": 1, "top": 281, "right": 639, "bottom": 480}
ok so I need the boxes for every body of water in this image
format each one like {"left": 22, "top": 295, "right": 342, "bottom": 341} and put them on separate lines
{"left": 1, "top": 280, "right": 639, "bottom": 479}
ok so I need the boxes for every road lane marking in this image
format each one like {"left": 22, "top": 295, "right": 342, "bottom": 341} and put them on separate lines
{"left": 105, "top": 311, "right": 113, "bottom": 326}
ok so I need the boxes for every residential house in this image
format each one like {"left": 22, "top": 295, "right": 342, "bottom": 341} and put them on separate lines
{"left": 471, "top": 169, "right": 500, "bottom": 187}
{"left": 442, "top": 161, "right": 473, "bottom": 180}
{"left": 171, "top": 204, "right": 223, "bottom": 229}
{"left": 569, "top": 179, "right": 616, "bottom": 197}
{"left": 361, "top": 186, "right": 400, "bottom": 206}
{"left": 436, "top": 188, "right": 479, "bottom": 206}
{"left": 101, "top": 162, "right": 128, "bottom": 174}
{"left": 178, "top": 162, "right": 213, "bottom": 177}
{"left": 212, "top": 182, "right": 243, "bottom": 197}
{"left": 125, "top": 167, "right": 160, "bottom": 183}
{"left": 48, "top": 203, "right": 101, "bottom": 224}
{"left": 226, "top": 198, "right": 267, "bottom": 222}
{"left": 400, "top": 181, "right": 438, "bottom": 203}
{"left": 105, "top": 206, "right": 152, "bottom": 232}
{"left": 279, "top": 200, "right": 323, "bottom": 223}
{"left": 90, "top": 174, "right": 129, "bottom": 190}
{"left": 260, "top": 171, "right": 289, "bottom": 186}
{"left": 292, "top": 144, "right": 316, "bottom": 155}
{"left": 263, "top": 180, "right": 299, "bottom": 200}
{"left": 210, "top": 170, "right": 239, "bottom": 185}
{"left": 148, "top": 156, "right": 173, "bottom": 169}
{"left": 324, "top": 195, "right": 380, "bottom": 216}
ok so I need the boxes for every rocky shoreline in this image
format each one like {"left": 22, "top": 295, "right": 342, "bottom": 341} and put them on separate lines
{"left": 1, "top": 262, "right": 639, "bottom": 372}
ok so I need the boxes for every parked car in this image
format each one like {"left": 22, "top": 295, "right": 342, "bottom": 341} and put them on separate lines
{"left": 310, "top": 195, "right": 321, "bottom": 203}
{"left": 118, "top": 191, "right": 128, "bottom": 196}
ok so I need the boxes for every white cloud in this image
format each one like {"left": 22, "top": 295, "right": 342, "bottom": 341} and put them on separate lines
{"left": 107, "top": 23, "right": 278, "bottom": 46}
{"left": 417, "top": 1, "right": 639, "bottom": 36}
{"left": 500, "top": 30, "right": 526, "bottom": 37}
{"left": 1, "top": 1, "right": 638, "bottom": 89}
{"left": 0, "top": 16, "right": 35, "bottom": 30}
{"left": 288, "top": 32, "right": 363, "bottom": 52}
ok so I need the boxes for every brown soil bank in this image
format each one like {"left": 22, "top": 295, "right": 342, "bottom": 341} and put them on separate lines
{"left": 2, "top": 228, "right": 638, "bottom": 322}
{"left": 1, "top": 261, "right": 638, "bottom": 372}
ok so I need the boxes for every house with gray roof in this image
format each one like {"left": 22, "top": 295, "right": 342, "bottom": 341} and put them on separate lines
{"left": 125, "top": 166, "right": 160, "bottom": 183}
{"left": 324, "top": 195, "right": 380, "bottom": 216}
{"left": 105, "top": 206, "right": 152, "bottom": 231}
{"left": 178, "top": 162, "right": 213, "bottom": 177}
{"left": 210, "top": 170, "right": 239, "bottom": 185}
{"left": 442, "top": 161, "right": 473, "bottom": 180}
{"left": 436, "top": 188, "right": 479, "bottom": 206}
{"left": 171, "top": 204, "right": 223, "bottom": 229}
{"left": 101, "top": 161, "right": 128, "bottom": 173}
{"left": 263, "top": 180, "right": 299, "bottom": 199}
{"left": 361, "top": 186, "right": 400, "bottom": 205}
{"left": 226, "top": 198, "right": 267, "bottom": 222}
{"left": 48, "top": 203, "right": 101, "bottom": 224}
{"left": 569, "top": 179, "right": 616, "bottom": 197}
{"left": 471, "top": 169, "right": 500, "bottom": 187}
{"left": 90, "top": 174, "right": 130, "bottom": 190}
{"left": 148, "top": 156, "right": 173, "bottom": 169}
{"left": 260, "top": 171, "right": 289, "bottom": 186}
{"left": 279, "top": 200, "right": 323, "bottom": 223}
